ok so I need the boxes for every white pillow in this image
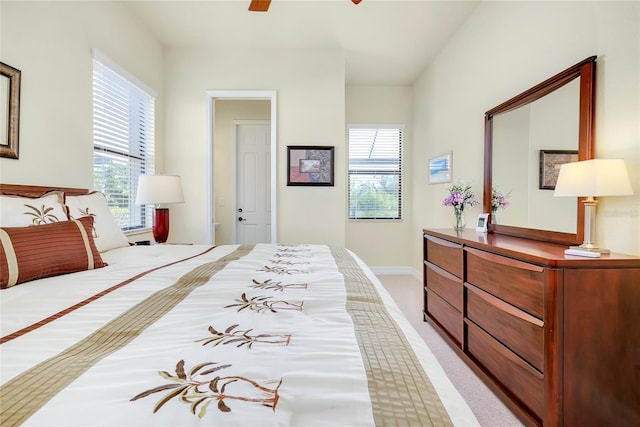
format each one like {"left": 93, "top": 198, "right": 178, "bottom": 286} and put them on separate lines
{"left": 65, "top": 191, "right": 129, "bottom": 253}
{"left": 0, "top": 191, "right": 68, "bottom": 227}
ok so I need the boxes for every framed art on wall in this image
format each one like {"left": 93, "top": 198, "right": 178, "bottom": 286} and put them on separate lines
{"left": 428, "top": 151, "right": 452, "bottom": 184}
{"left": 287, "top": 146, "right": 334, "bottom": 186}
{"left": 0, "top": 61, "right": 21, "bottom": 159}
{"left": 539, "top": 149, "right": 578, "bottom": 190}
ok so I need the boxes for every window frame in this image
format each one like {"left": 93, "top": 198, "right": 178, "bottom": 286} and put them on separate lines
{"left": 91, "top": 49, "right": 156, "bottom": 232}
{"left": 347, "top": 124, "right": 403, "bottom": 221}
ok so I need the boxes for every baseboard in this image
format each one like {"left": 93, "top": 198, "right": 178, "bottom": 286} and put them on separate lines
{"left": 370, "top": 266, "right": 421, "bottom": 281}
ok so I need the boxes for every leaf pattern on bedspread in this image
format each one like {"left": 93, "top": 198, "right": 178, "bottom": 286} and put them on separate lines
{"left": 131, "top": 360, "right": 282, "bottom": 418}
{"left": 196, "top": 324, "right": 292, "bottom": 348}
{"left": 225, "top": 293, "right": 304, "bottom": 313}
{"left": 268, "top": 259, "right": 311, "bottom": 266}
{"left": 275, "top": 244, "right": 310, "bottom": 252}
{"left": 250, "top": 278, "right": 308, "bottom": 292}
{"left": 258, "top": 265, "right": 307, "bottom": 275}
{"left": 272, "top": 252, "right": 311, "bottom": 259}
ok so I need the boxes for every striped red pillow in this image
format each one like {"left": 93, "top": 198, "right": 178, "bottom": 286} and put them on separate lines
{"left": 0, "top": 216, "right": 106, "bottom": 289}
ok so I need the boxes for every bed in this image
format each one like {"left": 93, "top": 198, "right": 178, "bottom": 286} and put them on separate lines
{"left": 0, "top": 184, "right": 478, "bottom": 426}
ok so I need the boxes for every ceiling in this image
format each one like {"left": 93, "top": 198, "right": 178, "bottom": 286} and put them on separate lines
{"left": 122, "top": 0, "right": 479, "bottom": 85}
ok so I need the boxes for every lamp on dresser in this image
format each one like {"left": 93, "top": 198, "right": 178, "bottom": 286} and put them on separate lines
{"left": 135, "top": 174, "right": 184, "bottom": 244}
{"left": 554, "top": 158, "right": 633, "bottom": 256}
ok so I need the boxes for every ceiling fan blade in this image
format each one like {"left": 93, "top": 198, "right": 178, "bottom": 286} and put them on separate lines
{"left": 249, "top": 0, "right": 271, "bottom": 12}
{"left": 249, "top": 0, "right": 359, "bottom": 12}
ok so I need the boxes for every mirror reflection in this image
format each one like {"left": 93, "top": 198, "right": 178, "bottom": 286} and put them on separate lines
{"left": 485, "top": 56, "right": 595, "bottom": 245}
{"left": 492, "top": 78, "right": 579, "bottom": 234}
{"left": 1, "top": 74, "right": 8, "bottom": 144}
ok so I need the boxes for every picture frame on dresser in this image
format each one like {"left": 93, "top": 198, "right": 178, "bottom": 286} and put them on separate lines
{"left": 475, "top": 213, "right": 489, "bottom": 232}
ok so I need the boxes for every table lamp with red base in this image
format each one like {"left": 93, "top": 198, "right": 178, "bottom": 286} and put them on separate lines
{"left": 135, "top": 174, "right": 184, "bottom": 244}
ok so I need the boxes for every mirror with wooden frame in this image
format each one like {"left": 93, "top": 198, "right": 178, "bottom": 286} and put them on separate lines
{"left": 0, "top": 61, "right": 21, "bottom": 159}
{"left": 483, "top": 56, "right": 596, "bottom": 245}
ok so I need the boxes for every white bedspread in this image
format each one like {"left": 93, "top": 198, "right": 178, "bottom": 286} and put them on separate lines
{"left": 0, "top": 244, "right": 478, "bottom": 426}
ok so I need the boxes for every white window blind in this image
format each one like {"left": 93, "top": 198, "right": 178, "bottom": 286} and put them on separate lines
{"left": 92, "top": 55, "right": 155, "bottom": 230}
{"left": 348, "top": 126, "right": 402, "bottom": 220}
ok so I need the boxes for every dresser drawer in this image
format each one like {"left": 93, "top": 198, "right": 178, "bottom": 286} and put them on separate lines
{"left": 425, "top": 234, "right": 463, "bottom": 278}
{"left": 466, "top": 247, "right": 544, "bottom": 319}
{"left": 466, "top": 284, "right": 544, "bottom": 372}
{"left": 466, "top": 321, "right": 544, "bottom": 419}
{"left": 426, "top": 288, "right": 462, "bottom": 346}
{"left": 425, "top": 261, "right": 463, "bottom": 311}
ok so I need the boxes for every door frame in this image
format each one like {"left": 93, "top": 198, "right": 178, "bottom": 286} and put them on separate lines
{"left": 205, "top": 90, "right": 277, "bottom": 245}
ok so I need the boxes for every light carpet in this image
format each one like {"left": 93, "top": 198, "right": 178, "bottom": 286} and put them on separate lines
{"left": 378, "top": 274, "right": 523, "bottom": 427}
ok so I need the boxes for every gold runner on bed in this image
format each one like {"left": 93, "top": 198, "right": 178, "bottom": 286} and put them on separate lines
{"left": 0, "top": 245, "right": 253, "bottom": 427}
{"left": 332, "top": 247, "right": 454, "bottom": 427}
{"left": 2, "top": 245, "right": 453, "bottom": 426}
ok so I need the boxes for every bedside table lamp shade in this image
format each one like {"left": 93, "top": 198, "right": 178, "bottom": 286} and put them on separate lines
{"left": 135, "top": 174, "right": 184, "bottom": 244}
{"left": 554, "top": 159, "right": 633, "bottom": 254}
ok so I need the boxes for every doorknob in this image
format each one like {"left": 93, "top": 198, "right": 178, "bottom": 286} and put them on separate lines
{"left": 238, "top": 217, "right": 245, "bottom": 222}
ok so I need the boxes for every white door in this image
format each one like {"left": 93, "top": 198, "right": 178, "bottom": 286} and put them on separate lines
{"left": 236, "top": 123, "right": 271, "bottom": 244}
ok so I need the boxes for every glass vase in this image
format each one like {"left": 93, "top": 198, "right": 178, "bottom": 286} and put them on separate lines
{"left": 492, "top": 210, "right": 498, "bottom": 225}
{"left": 453, "top": 208, "right": 466, "bottom": 231}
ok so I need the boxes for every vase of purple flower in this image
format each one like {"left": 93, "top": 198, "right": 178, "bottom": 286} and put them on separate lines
{"left": 443, "top": 180, "right": 478, "bottom": 231}
{"left": 491, "top": 188, "right": 510, "bottom": 225}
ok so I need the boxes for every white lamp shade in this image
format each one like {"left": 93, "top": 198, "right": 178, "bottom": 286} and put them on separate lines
{"left": 554, "top": 159, "right": 633, "bottom": 197}
{"left": 135, "top": 174, "right": 185, "bottom": 205}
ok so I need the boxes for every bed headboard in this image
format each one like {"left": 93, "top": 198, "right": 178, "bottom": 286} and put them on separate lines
{"left": 0, "top": 183, "right": 89, "bottom": 197}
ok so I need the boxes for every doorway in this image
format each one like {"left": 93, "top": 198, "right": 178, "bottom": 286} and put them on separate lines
{"left": 205, "top": 90, "right": 277, "bottom": 245}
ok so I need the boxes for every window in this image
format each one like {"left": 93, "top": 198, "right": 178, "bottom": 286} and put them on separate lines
{"left": 348, "top": 126, "right": 402, "bottom": 220}
{"left": 92, "top": 51, "right": 155, "bottom": 231}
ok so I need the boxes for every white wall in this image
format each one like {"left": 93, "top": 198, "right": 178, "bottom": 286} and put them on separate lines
{"left": 345, "top": 85, "right": 414, "bottom": 269}
{"left": 412, "top": 1, "right": 640, "bottom": 268}
{"left": 164, "top": 48, "right": 346, "bottom": 246}
{"left": 0, "top": 1, "right": 164, "bottom": 191}
{"left": 3, "top": 1, "right": 637, "bottom": 264}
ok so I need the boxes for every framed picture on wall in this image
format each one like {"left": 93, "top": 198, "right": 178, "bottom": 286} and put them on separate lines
{"left": 287, "top": 145, "right": 334, "bottom": 186}
{"left": 539, "top": 150, "right": 578, "bottom": 190}
{"left": 428, "top": 151, "right": 452, "bottom": 184}
{"left": 0, "top": 61, "right": 21, "bottom": 159}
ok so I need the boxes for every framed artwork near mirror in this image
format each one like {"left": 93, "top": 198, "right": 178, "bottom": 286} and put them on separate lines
{"left": 0, "top": 61, "right": 21, "bottom": 159}
{"left": 539, "top": 150, "right": 578, "bottom": 190}
{"left": 287, "top": 145, "right": 334, "bottom": 186}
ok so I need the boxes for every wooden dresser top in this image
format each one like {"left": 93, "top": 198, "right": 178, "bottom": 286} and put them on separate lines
{"left": 424, "top": 228, "right": 640, "bottom": 269}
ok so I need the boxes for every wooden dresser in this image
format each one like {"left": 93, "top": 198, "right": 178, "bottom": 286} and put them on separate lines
{"left": 422, "top": 228, "right": 640, "bottom": 427}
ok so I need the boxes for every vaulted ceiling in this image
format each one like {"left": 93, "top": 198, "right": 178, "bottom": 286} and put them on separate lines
{"left": 123, "top": 0, "right": 479, "bottom": 85}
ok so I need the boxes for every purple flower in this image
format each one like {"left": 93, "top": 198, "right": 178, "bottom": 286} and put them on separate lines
{"left": 442, "top": 180, "right": 478, "bottom": 211}
{"left": 491, "top": 188, "right": 510, "bottom": 212}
